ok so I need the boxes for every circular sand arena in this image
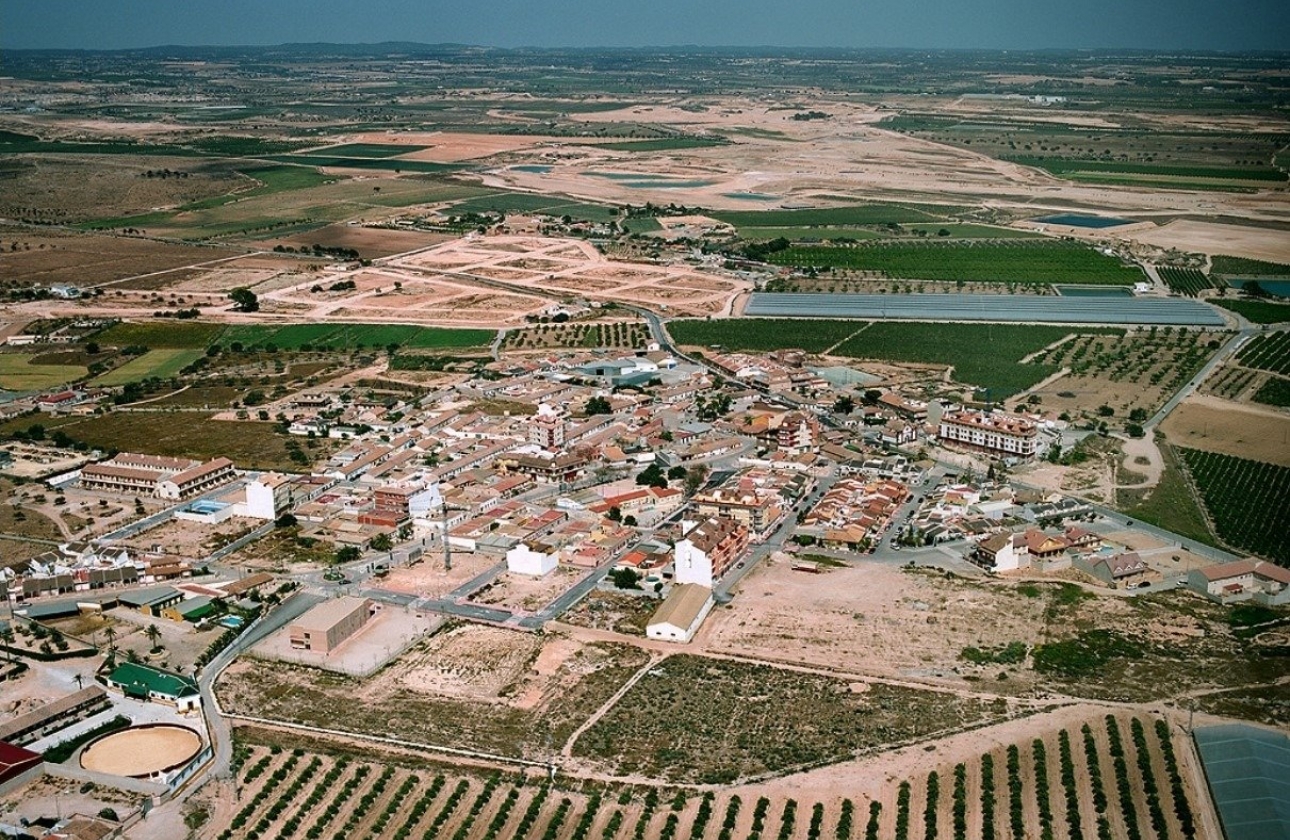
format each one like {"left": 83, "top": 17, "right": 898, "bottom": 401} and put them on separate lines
{"left": 80, "top": 724, "right": 202, "bottom": 778}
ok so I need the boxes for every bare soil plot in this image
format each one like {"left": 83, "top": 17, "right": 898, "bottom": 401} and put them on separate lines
{"left": 395, "top": 625, "right": 542, "bottom": 700}
{"left": 345, "top": 131, "right": 567, "bottom": 162}
{"left": 257, "top": 223, "right": 455, "bottom": 258}
{"left": 0, "top": 156, "right": 243, "bottom": 223}
{"left": 544, "top": 591, "right": 660, "bottom": 636}
{"left": 1160, "top": 394, "right": 1290, "bottom": 466}
{"left": 116, "top": 514, "right": 255, "bottom": 558}
{"left": 1131, "top": 219, "right": 1290, "bottom": 263}
{"left": 466, "top": 567, "right": 585, "bottom": 613}
{"left": 215, "top": 633, "right": 651, "bottom": 759}
{"left": 0, "top": 226, "right": 231, "bottom": 289}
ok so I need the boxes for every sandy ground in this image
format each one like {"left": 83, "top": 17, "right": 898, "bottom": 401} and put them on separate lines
{"left": 1130, "top": 219, "right": 1290, "bottom": 263}
{"left": 379, "top": 553, "right": 502, "bottom": 599}
{"left": 79, "top": 725, "right": 203, "bottom": 776}
{"left": 467, "top": 567, "right": 586, "bottom": 614}
{"left": 1160, "top": 394, "right": 1290, "bottom": 466}
{"left": 699, "top": 555, "right": 1051, "bottom": 692}
{"left": 394, "top": 624, "right": 541, "bottom": 699}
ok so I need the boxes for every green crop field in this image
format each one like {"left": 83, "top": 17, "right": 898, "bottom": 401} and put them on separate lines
{"left": 0, "top": 354, "right": 87, "bottom": 391}
{"left": 711, "top": 204, "right": 939, "bottom": 228}
{"left": 1181, "top": 448, "right": 1290, "bottom": 563}
{"left": 1158, "top": 267, "right": 1213, "bottom": 296}
{"left": 1007, "top": 155, "right": 1288, "bottom": 182}
{"left": 95, "top": 321, "right": 227, "bottom": 349}
{"left": 1237, "top": 332, "right": 1290, "bottom": 375}
{"left": 306, "top": 143, "right": 429, "bottom": 158}
{"left": 767, "top": 240, "right": 1144, "bottom": 285}
{"left": 736, "top": 226, "right": 885, "bottom": 242}
{"left": 1212, "top": 299, "right": 1290, "bottom": 324}
{"left": 594, "top": 137, "right": 728, "bottom": 152}
{"left": 667, "top": 318, "right": 866, "bottom": 354}
{"left": 1211, "top": 256, "right": 1290, "bottom": 277}
{"left": 93, "top": 349, "right": 204, "bottom": 386}
{"left": 1253, "top": 377, "right": 1290, "bottom": 408}
{"left": 834, "top": 322, "right": 1123, "bottom": 396}
{"left": 220, "top": 323, "right": 493, "bottom": 351}
{"left": 445, "top": 192, "right": 618, "bottom": 222}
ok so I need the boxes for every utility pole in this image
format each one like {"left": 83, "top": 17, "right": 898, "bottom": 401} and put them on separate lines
{"left": 440, "top": 497, "right": 452, "bottom": 572}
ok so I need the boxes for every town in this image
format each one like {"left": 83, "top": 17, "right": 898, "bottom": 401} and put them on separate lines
{"left": 1, "top": 35, "right": 1288, "bottom": 840}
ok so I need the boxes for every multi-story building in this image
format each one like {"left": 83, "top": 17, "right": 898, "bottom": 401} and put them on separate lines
{"left": 528, "top": 404, "right": 566, "bottom": 450}
{"left": 938, "top": 410, "right": 1038, "bottom": 458}
{"left": 776, "top": 412, "right": 818, "bottom": 454}
{"left": 673, "top": 516, "right": 749, "bottom": 588}
{"left": 289, "top": 596, "right": 376, "bottom": 653}
{"left": 244, "top": 472, "right": 294, "bottom": 520}
{"left": 158, "top": 457, "right": 235, "bottom": 500}
{"left": 80, "top": 452, "right": 236, "bottom": 499}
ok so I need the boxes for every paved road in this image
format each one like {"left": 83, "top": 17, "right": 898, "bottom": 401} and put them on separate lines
{"left": 1146, "top": 328, "right": 1251, "bottom": 428}
{"left": 182, "top": 590, "right": 321, "bottom": 798}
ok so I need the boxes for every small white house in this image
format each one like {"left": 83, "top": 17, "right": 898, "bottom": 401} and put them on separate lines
{"left": 506, "top": 543, "right": 557, "bottom": 577}
{"left": 646, "top": 584, "right": 714, "bottom": 644}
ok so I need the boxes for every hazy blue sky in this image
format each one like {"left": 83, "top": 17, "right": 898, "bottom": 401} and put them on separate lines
{"left": 4, "top": 0, "right": 1288, "bottom": 51}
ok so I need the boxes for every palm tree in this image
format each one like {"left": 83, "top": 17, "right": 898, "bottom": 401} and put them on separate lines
{"left": 103, "top": 625, "right": 117, "bottom": 653}
{"left": 0, "top": 628, "right": 14, "bottom": 663}
{"left": 144, "top": 624, "right": 162, "bottom": 653}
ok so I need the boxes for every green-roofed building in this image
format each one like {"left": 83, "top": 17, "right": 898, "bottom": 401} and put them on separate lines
{"left": 106, "top": 662, "right": 201, "bottom": 711}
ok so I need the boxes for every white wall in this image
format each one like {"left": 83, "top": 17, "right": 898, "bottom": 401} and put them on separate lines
{"left": 673, "top": 540, "right": 713, "bottom": 587}
{"left": 506, "top": 544, "right": 557, "bottom": 577}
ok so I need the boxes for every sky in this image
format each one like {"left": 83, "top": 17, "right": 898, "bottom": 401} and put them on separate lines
{"left": 3, "top": 0, "right": 1288, "bottom": 52}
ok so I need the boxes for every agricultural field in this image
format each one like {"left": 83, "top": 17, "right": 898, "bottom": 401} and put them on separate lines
{"left": 1212, "top": 298, "right": 1290, "bottom": 323}
{"left": 595, "top": 136, "right": 729, "bottom": 151}
{"left": 47, "top": 412, "right": 313, "bottom": 471}
{"left": 1027, "top": 329, "right": 1225, "bottom": 421}
{"left": 1235, "top": 331, "right": 1290, "bottom": 375}
{"left": 571, "top": 654, "right": 1005, "bottom": 784}
{"left": 1180, "top": 448, "right": 1290, "bottom": 563}
{"left": 500, "top": 321, "right": 651, "bottom": 351}
{"left": 0, "top": 352, "right": 86, "bottom": 391}
{"left": 306, "top": 142, "right": 431, "bottom": 157}
{"left": 668, "top": 318, "right": 867, "bottom": 354}
{"left": 1210, "top": 255, "right": 1290, "bottom": 278}
{"left": 444, "top": 192, "right": 620, "bottom": 223}
{"left": 0, "top": 225, "right": 226, "bottom": 291}
{"left": 1157, "top": 267, "right": 1212, "bottom": 297}
{"left": 95, "top": 320, "right": 227, "bottom": 349}
{"left": 1252, "top": 376, "right": 1290, "bottom": 408}
{"left": 710, "top": 204, "right": 942, "bottom": 228}
{"left": 835, "top": 323, "right": 1122, "bottom": 397}
{"left": 220, "top": 323, "right": 493, "bottom": 351}
{"left": 205, "top": 708, "right": 1202, "bottom": 840}
{"left": 92, "top": 348, "right": 204, "bottom": 386}
{"left": 765, "top": 241, "right": 1143, "bottom": 286}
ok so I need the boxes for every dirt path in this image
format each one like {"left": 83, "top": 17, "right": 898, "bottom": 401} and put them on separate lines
{"left": 1115, "top": 433, "right": 1164, "bottom": 489}
{"left": 560, "top": 651, "right": 669, "bottom": 757}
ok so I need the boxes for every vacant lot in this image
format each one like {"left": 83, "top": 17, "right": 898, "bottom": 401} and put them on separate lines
{"left": 50, "top": 412, "right": 308, "bottom": 470}
{"left": 707, "top": 555, "right": 1285, "bottom": 705}
{"left": 1160, "top": 395, "right": 1290, "bottom": 466}
{"left": 216, "top": 633, "right": 650, "bottom": 759}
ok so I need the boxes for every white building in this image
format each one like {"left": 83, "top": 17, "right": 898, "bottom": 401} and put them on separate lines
{"left": 244, "top": 472, "right": 292, "bottom": 520}
{"left": 646, "top": 584, "right": 714, "bottom": 643}
{"left": 938, "top": 410, "right": 1038, "bottom": 458}
{"left": 506, "top": 543, "right": 558, "bottom": 577}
